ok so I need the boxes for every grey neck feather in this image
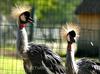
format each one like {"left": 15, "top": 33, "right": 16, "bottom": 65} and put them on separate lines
{"left": 66, "top": 43, "right": 78, "bottom": 74}
{"left": 17, "top": 28, "right": 28, "bottom": 56}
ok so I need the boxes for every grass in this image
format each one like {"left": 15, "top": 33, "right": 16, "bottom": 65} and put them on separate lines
{"left": 0, "top": 56, "right": 25, "bottom": 74}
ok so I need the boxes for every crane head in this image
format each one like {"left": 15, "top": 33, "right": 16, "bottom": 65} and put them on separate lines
{"left": 61, "top": 23, "right": 80, "bottom": 44}
{"left": 19, "top": 11, "right": 34, "bottom": 24}
{"left": 67, "top": 30, "right": 76, "bottom": 44}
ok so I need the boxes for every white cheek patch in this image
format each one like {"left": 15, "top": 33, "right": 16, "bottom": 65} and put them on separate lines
{"left": 20, "top": 15, "right": 26, "bottom": 21}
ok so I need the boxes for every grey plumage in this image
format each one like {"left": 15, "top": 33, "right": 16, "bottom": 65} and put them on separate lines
{"left": 77, "top": 58, "right": 100, "bottom": 74}
{"left": 17, "top": 29, "right": 66, "bottom": 74}
{"left": 24, "top": 43, "right": 66, "bottom": 74}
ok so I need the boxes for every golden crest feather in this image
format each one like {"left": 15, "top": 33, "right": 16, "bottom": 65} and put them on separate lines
{"left": 11, "top": 4, "right": 31, "bottom": 19}
{"left": 61, "top": 23, "right": 80, "bottom": 40}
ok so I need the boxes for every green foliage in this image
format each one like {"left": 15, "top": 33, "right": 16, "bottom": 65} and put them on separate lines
{"left": 0, "top": 0, "right": 81, "bottom": 24}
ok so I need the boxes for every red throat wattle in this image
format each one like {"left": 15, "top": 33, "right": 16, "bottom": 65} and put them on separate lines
{"left": 19, "top": 24, "right": 26, "bottom": 29}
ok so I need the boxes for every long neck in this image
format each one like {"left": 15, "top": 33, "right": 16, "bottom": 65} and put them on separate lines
{"left": 66, "top": 43, "right": 77, "bottom": 74}
{"left": 17, "top": 24, "right": 28, "bottom": 55}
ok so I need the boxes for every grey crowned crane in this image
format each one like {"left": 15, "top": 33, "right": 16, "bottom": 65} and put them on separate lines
{"left": 16, "top": 11, "right": 66, "bottom": 74}
{"left": 65, "top": 28, "right": 100, "bottom": 74}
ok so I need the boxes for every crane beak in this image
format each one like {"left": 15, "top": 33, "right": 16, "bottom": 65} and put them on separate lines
{"left": 27, "top": 17, "right": 34, "bottom": 23}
